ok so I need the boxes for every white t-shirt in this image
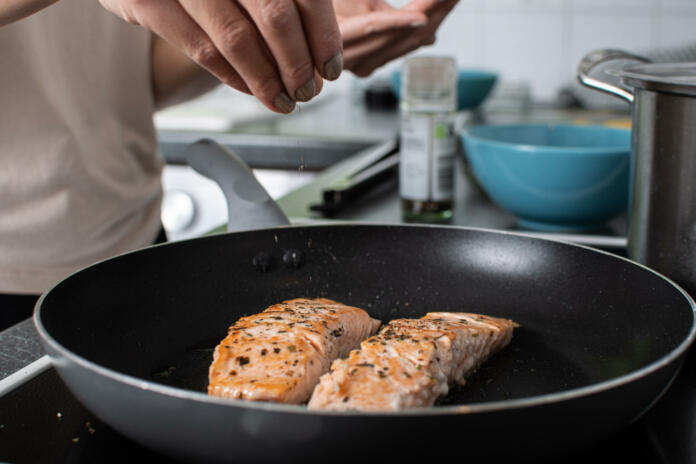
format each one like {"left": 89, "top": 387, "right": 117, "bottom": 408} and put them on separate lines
{"left": 0, "top": 0, "right": 163, "bottom": 294}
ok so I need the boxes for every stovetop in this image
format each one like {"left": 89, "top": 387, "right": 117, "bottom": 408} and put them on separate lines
{"left": 1, "top": 350, "right": 695, "bottom": 464}
{"left": 276, "top": 142, "right": 629, "bottom": 254}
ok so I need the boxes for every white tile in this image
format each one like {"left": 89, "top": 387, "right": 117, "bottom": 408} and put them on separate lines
{"left": 658, "top": 0, "right": 696, "bottom": 14}
{"left": 431, "top": 5, "right": 482, "bottom": 66}
{"left": 482, "top": 0, "right": 565, "bottom": 14}
{"left": 453, "top": 0, "right": 481, "bottom": 12}
{"left": 566, "top": 14, "right": 656, "bottom": 83}
{"left": 658, "top": 15, "right": 696, "bottom": 48}
{"left": 481, "top": 11, "right": 565, "bottom": 100}
{"left": 569, "top": 0, "right": 656, "bottom": 15}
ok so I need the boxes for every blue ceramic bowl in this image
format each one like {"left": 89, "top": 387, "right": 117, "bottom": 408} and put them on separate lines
{"left": 391, "top": 69, "right": 498, "bottom": 110}
{"left": 461, "top": 124, "right": 631, "bottom": 231}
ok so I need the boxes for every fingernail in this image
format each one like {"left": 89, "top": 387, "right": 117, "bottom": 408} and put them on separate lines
{"left": 411, "top": 20, "right": 427, "bottom": 27}
{"left": 323, "top": 53, "right": 343, "bottom": 81}
{"left": 274, "top": 91, "right": 296, "bottom": 114}
{"left": 294, "top": 78, "right": 316, "bottom": 102}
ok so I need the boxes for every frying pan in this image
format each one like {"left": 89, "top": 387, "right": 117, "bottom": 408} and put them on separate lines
{"left": 34, "top": 140, "right": 696, "bottom": 463}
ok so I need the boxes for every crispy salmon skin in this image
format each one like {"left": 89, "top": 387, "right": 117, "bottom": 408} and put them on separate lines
{"left": 308, "top": 312, "right": 518, "bottom": 411}
{"left": 208, "top": 298, "right": 381, "bottom": 403}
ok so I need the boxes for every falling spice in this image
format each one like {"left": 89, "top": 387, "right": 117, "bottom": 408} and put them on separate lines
{"left": 153, "top": 366, "right": 177, "bottom": 379}
{"left": 85, "top": 421, "right": 96, "bottom": 435}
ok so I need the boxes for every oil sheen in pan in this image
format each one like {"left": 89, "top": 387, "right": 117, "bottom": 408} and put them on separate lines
{"left": 150, "top": 327, "right": 593, "bottom": 407}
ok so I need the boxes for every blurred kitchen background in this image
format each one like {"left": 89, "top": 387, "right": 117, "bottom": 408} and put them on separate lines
{"left": 402, "top": 0, "right": 696, "bottom": 101}
{"left": 158, "top": 0, "right": 696, "bottom": 241}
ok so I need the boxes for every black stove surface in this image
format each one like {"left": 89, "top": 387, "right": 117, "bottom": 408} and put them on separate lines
{"left": 2, "top": 353, "right": 695, "bottom": 464}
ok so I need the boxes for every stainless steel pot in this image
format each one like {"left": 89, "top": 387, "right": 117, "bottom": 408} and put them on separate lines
{"left": 578, "top": 49, "right": 696, "bottom": 297}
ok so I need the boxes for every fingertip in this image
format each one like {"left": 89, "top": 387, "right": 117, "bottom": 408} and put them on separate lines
{"left": 294, "top": 77, "right": 317, "bottom": 102}
{"left": 323, "top": 53, "right": 343, "bottom": 81}
{"left": 273, "top": 91, "right": 296, "bottom": 114}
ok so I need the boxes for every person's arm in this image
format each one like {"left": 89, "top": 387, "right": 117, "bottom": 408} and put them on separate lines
{"left": 0, "top": 0, "right": 57, "bottom": 26}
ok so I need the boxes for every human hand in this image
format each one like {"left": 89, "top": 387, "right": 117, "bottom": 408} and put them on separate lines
{"left": 336, "top": 0, "right": 458, "bottom": 77}
{"left": 99, "top": 0, "right": 344, "bottom": 113}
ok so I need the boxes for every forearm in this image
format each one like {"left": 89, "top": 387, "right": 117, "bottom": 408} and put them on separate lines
{"left": 151, "top": 34, "right": 221, "bottom": 111}
{"left": 0, "top": 0, "right": 58, "bottom": 27}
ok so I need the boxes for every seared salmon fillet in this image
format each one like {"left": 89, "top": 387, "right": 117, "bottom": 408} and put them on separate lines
{"left": 307, "top": 312, "right": 518, "bottom": 411}
{"left": 208, "top": 298, "right": 380, "bottom": 403}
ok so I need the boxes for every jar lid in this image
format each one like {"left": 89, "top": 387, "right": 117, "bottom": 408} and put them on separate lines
{"left": 402, "top": 56, "right": 457, "bottom": 112}
{"left": 611, "top": 63, "right": 696, "bottom": 97}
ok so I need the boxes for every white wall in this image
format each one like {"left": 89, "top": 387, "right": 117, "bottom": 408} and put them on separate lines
{"left": 381, "top": 0, "right": 696, "bottom": 101}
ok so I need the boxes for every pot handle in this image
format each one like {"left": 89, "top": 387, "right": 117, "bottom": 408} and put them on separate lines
{"left": 577, "top": 49, "right": 651, "bottom": 103}
{"left": 186, "top": 138, "right": 291, "bottom": 232}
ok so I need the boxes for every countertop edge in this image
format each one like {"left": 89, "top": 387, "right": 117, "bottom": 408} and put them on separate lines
{"left": 0, "top": 319, "right": 45, "bottom": 383}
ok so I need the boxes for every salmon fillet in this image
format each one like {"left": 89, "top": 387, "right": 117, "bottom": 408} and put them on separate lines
{"left": 208, "top": 298, "right": 381, "bottom": 403}
{"left": 307, "top": 312, "right": 518, "bottom": 411}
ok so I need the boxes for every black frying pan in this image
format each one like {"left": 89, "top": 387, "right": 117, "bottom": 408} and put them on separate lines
{"left": 34, "top": 140, "right": 696, "bottom": 463}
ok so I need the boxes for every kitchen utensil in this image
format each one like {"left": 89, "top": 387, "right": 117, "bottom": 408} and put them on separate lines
{"left": 461, "top": 123, "right": 631, "bottom": 231}
{"left": 34, "top": 139, "right": 694, "bottom": 463}
{"left": 309, "top": 139, "right": 399, "bottom": 216}
{"left": 391, "top": 69, "right": 498, "bottom": 111}
{"left": 578, "top": 49, "right": 696, "bottom": 297}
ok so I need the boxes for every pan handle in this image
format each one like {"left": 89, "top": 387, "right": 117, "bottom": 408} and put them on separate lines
{"left": 186, "top": 139, "right": 291, "bottom": 232}
{"left": 577, "top": 48, "right": 651, "bottom": 103}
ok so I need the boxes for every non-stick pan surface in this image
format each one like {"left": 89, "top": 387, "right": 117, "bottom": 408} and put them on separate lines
{"left": 35, "top": 224, "right": 695, "bottom": 463}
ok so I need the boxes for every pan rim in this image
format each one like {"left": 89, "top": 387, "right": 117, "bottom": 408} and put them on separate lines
{"left": 34, "top": 223, "right": 696, "bottom": 417}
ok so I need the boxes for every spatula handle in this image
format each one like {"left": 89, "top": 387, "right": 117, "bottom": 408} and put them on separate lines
{"left": 186, "top": 138, "right": 291, "bottom": 233}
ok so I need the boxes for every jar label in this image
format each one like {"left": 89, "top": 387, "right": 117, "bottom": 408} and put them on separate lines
{"left": 399, "top": 113, "right": 456, "bottom": 201}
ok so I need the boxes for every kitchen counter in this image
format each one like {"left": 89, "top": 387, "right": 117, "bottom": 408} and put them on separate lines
{"left": 222, "top": 81, "right": 631, "bottom": 141}
{"left": 155, "top": 82, "right": 633, "bottom": 242}
{"left": 0, "top": 319, "right": 41, "bottom": 382}
{"left": 276, "top": 149, "right": 628, "bottom": 249}
{"left": 157, "top": 81, "right": 632, "bottom": 163}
